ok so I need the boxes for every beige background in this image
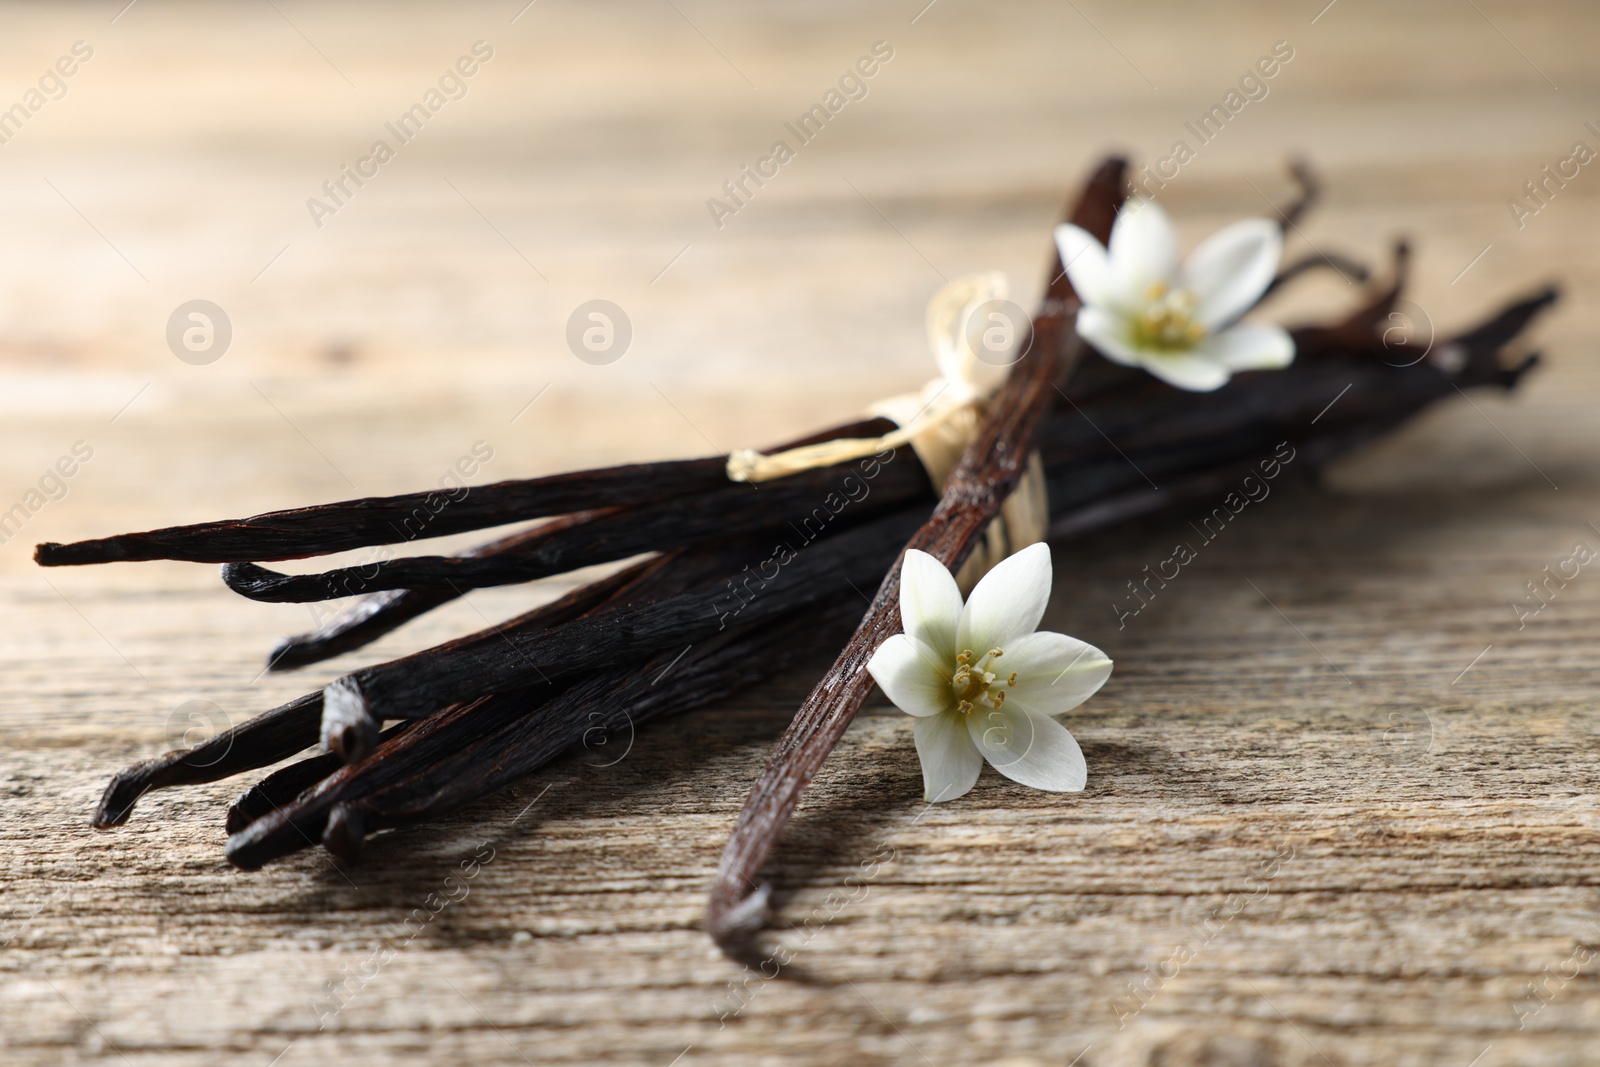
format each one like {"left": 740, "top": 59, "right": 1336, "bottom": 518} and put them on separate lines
{"left": 4, "top": 1, "right": 1600, "bottom": 1064}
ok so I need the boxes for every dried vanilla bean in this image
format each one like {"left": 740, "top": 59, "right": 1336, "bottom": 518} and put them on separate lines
{"left": 261, "top": 417, "right": 907, "bottom": 667}
{"left": 268, "top": 588, "right": 454, "bottom": 671}
{"left": 701, "top": 154, "right": 1111, "bottom": 944}
{"left": 228, "top": 528, "right": 877, "bottom": 864}
{"left": 227, "top": 539, "right": 735, "bottom": 863}
{"left": 320, "top": 508, "right": 932, "bottom": 758}
{"left": 97, "top": 476, "right": 930, "bottom": 823}
{"left": 226, "top": 689, "right": 556, "bottom": 868}
{"left": 226, "top": 597, "right": 865, "bottom": 868}
{"left": 37, "top": 418, "right": 900, "bottom": 569}
{"left": 35, "top": 458, "right": 726, "bottom": 566}
{"left": 221, "top": 455, "right": 930, "bottom": 604}
{"left": 706, "top": 337, "right": 1070, "bottom": 942}
{"left": 91, "top": 556, "right": 660, "bottom": 827}
{"left": 93, "top": 691, "right": 326, "bottom": 828}
{"left": 224, "top": 721, "right": 415, "bottom": 835}
{"left": 1262, "top": 249, "right": 1370, "bottom": 297}
{"left": 260, "top": 514, "right": 602, "bottom": 670}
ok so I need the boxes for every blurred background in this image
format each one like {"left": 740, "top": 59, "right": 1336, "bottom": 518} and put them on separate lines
{"left": 4, "top": 2, "right": 1600, "bottom": 1065}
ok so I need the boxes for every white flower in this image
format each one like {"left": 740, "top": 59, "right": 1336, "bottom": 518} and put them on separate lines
{"left": 1054, "top": 198, "right": 1293, "bottom": 392}
{"left": 866, "top": 543, "right": 1113, "bottom": 802}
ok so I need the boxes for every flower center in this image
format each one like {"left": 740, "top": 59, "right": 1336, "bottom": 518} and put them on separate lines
{"left": 1132, "top": 281, "right": 1206, "bottom": 351}
{"left": 950, "top": 648, "right": 1018, "bottom": 717}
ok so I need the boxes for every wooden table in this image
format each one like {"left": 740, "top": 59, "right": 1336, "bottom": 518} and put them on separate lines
{"left": 4, "top": 2, "right": 1599, "bottom": 1064}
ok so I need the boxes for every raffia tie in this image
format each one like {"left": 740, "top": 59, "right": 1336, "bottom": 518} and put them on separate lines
{"left": 725, "top": 272, "right": 1048, "bottom": 593}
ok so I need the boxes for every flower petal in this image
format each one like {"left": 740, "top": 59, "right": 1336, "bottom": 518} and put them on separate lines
{"left": 1053, "top": 224, "right": 1114, "bottom": 309}
{"left": 867, "top": 634, "right": 951, "bottom": 718}
{"left": 1077, "top": 305, "right": 1232, "bottom": 392}
{"left": 900, "top": 549, "right": 962, "bottom": 660}
{"left": 1182, "top": 218, "right": 1282, "bottom": 329}
{"left": 966, "top": 703, "right": 1087, "bottom": 792}
{"left": 1139, "top": 351, "right": 1231, "bottom": 392}
{"left": 1107, "top": 198, "right": 1179, "bottom": 301}
{"left": 956, "top": 541, "right": 1052, "bottom": 655}
{"left": 914, "top": 711, "right": 983, "bottom": 802}
{"left": 1000, "top": 630, "right": 1114, "bottom": 716}
{"left": 1199, "top": 322, "right": 1295, "bottom": 371}
{"left": 1074, "top": 305, "right": 1145, "bottom": 368}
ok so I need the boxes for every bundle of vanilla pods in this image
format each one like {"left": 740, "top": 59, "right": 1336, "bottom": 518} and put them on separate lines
{"left": 38, "top": 157, "right": 1554, "bottom": 881}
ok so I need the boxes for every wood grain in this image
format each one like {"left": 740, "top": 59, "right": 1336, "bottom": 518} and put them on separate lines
{"left": 4, "top": 1, "right": 1600, "bottom": 1064}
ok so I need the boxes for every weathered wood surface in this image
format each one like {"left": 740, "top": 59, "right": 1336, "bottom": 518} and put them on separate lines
{"left": 5, "top": 2, "right": 1600, "bottom": 1064}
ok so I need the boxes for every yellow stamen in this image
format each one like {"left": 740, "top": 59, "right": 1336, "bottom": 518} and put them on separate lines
{"left": 1132, "top": 283, "right": 1206, "bottom": 351}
